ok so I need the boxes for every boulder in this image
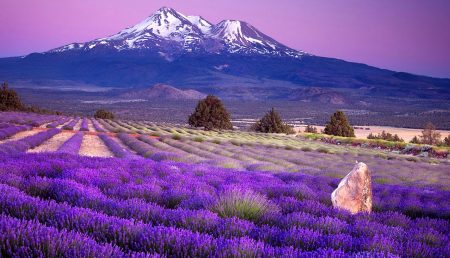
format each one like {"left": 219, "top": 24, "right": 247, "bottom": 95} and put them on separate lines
{"left": 331, "top": 162, "right": 372, "bottom": 214}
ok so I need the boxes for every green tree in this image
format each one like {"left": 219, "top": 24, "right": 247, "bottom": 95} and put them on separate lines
{"left": 443, "top": 135, "right": 450, "bottom": 147}
{"left": 304, "top": 125, "right": 318, "bottom": 133}
{"left": 188, "top": 95, "right": 233, "bottom": 130}
{"left": 420, "top": 122, "right": 441, "bottom": 145}
{"left": 94, "top": 109, "right": 115, "bottom": 120}
{"left": 324, "top": 110, "right": 355, "bottom": 137}
{"left": 251, "top": 108, "right": 294, "bottom": 134}
{"left": 0, "top": 81, "right": 23, "bottom": 111}
{"left": 410, "top": 136, "right": 421, "bottom": 144}
{"left": 367, "top": 130, "right": 403, "bottom": 142}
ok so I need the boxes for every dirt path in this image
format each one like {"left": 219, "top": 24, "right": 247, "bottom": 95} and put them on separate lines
{"left": 0, "top": 130, "right": 40, "bottom": 144}
{"left": 73, "top": 119, "right": 82, "bottom": 131}
{"left": 28, "top": 131, "right": 74, "bottom": 153}
{"left": 79, "top": 134, "right": 114, "bottom": 158}
{"left": 87, "top": 119, "right": 95, "bottom": 132}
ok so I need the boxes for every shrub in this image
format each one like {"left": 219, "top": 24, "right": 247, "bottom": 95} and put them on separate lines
{"left": 212, "top": 139, "right": 221, "bottom": 144}
{"left": 0, "top": 82, "right": 23, "bottom": 111}
{"left": 150, "top": 132, "right": 161, "bottom": 137}
{"left": 251, "top": 108, "right": 294, "bottom": 134}
{"left": 94, "top": 109, "right": 115, "bottom": 120}
{"left": 304, "top": 125, "right": 318, "bottom": 133}
{"left": 443, "top": 135, "right": 450, "bottom": 147}
{"left": 410, "top": 136, "right": 421, "bottom": 144}
{"left": 405, "top": 156, "right": 418, "bottom": 162}
{"left": 367, "top": 131, "right": 404, "bottom": 142}
{"left": 324, "top": 111, "right": 355, "bottom": 137}
{"left": 188, "top": 95, "right": 233, "bottom": 130}
{"left": 193, "top": 136, "right": 205, "bottom": 142}
{"left": 171, "top": 134, "right": 182, "bottom": 140}
{"left": 316, "top": 147, "right": 330, "bottom": 153}
{"left": 301, "top": 146, "right": 312, "bottom": 152}
{"left": 211, "top": 187, "right": 278, "bottom": 222}
{"left": 285, "top": 145, "right": 295, "bottom": 150}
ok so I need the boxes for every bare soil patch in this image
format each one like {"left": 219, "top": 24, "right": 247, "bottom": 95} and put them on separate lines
{"left": 28, "top": 131, "right": 74, "bottom": 153}
{"left": 79, "top": 134, "right": 114, "bottom": 158}
{"left": 0, "top": 130, "right": 40, "bottom": 144}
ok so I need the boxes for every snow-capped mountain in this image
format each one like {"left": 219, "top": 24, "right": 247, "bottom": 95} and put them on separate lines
{"left": 50, "top": 7, "right": 305, "bottom": 58}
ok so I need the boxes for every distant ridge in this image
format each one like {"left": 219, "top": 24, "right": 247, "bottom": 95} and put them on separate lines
{"left": 121, "top": 84, "right": 206, "bottom": 100}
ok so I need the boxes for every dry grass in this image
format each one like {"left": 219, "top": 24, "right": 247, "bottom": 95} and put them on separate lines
{"left": 295, "top": 125, "right": 450, "bottom": 142}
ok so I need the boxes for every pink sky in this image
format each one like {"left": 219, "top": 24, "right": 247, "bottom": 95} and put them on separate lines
{"left": 1, "top": 0, "right": 450, "bottom": 78}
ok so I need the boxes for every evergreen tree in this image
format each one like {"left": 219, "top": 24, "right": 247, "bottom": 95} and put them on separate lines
{"left": 188, "top": 95, "right": 233, "bottom": 130}
{"left": 420, "top": 122, "right": 441, "bottom": 145}
{"left": 251, "top": 108, "right": 294, "bottom": 134}
{"left": 0, "top": 81, "right": 23, "bottom": 111}
{"left": 94, "top": 109, "right": 115, "bottom": 119}
{"left": 324, "top": 110, "right": 355, "bottom": 137}
{"left": 304, "top": 125, "right": 318, "bottom": 133}
{"left": 443, "top": 135, "right": 450, "bottom": 147}
{"left": 410, "top": 136, "right": 421, "bottom": 144}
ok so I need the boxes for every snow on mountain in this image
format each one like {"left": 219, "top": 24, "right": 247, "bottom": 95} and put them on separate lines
{"left": 49, "top": 7, "right": 306, "bottom": 58}
{"left": 186, "top": 16, "right": 212, "bottom": 33}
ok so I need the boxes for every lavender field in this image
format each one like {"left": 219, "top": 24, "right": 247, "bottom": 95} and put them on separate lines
{"left": 0, "top": 111, "right": 449, "bottom": 257}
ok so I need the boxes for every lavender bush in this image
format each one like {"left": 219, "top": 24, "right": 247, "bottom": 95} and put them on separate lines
{"left": 0, "top": 152, "right": 447, "bottom": 257}
{"left": 0, "top": 128, "right": 60, "bottom": 154}
{"left": 0, "top": 124, "right": 31, "bottom": 140}
{"left": 98, "top": 133, "right": 136, "bottom": 158}
{"left": 92, "top": 119, "right": 107, "bottom": 132}
{"left": 62, "top": 118, "right": 80, "bottom": 130}
{"left": 79, "top": 118, "right": 89, "bottom": 131}
{"left": 46, "top": 116, "right": 70, "bottom": 128}
{"left": 57, "top": 132, "right": 84, "bottom": 155}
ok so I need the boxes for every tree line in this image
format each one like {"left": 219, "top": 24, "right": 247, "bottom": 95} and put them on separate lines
{"left": 187, "top": 95, "right": 450, "bottom": 146}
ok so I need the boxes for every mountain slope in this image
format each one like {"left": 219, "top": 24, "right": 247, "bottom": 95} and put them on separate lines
{"left": 121, "top": 84, "right": 206, "bottom": 100}
{"left": 49, "top": 7, "right": 303, "bottom": 58}
{"left": 0, "top": 7, "right": 448, "bottom": 103}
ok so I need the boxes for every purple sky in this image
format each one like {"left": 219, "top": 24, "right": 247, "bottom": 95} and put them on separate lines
{"left": 1, "top": 0, "right": 450, "bottom": 78}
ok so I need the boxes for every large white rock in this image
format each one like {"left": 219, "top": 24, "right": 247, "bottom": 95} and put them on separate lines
{"left": 331, "top": 162, "right": 372, "bottom": 214}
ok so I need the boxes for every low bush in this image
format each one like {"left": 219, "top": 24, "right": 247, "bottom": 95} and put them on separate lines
{"left": 368, "top": 131, "right": 403, "bottom": 142}
{"left": 193, "top": 136, "right": 205, "bottom": 142}
{"left": 301, "top": 146, "right": 312, "bottom": 152}
{"left": 316, "top": 147, "right": 330, "bottom": 154}
{"left": 94, "top": 109, "right": 114, "bottom": 120}
{"left": 211, "top": 187, "right": 278, "bottom": 222}
{"left": 172, "top": 134, "right": 182, "bottom": 140}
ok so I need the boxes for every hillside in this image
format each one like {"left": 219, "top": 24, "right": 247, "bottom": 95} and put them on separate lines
{"left": 121, "top": 84, "right": 206, "bottom": 100}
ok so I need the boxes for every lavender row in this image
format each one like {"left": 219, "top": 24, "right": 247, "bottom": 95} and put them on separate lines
{"left": 118, "top": 133, "right": 160, "bottom": 158}
{"left": 92, "top": 119, "right": 107, "bottom": 132}
{"left": 98, "top": 133, "right": 136, "bottom": 158}
{"left": 80, "top": 118, "right": 90, "bottom": 131}
{"left": 3, "top": 173, "right": 448, "bottom": 255}
{"left": 0, "top": 128, "right": 60, "bottom": 154}
{"left": 0, "top": 124, "right": 31, "bottom": 140}
{"left": 0, "top": 215, "right": 145, "bottom": 257}
{"left": 46, "top": 116, "right": 70, "bottom": 128}
{"left": 0, "top": 153, "right": 448, "bottom": 256}
{"left": 0, "top": 112, "right": 58, "bottom": 127}
{"left": 0, "top": 183, "right": 321, "bottom": 257}
{"left": 62, "top": 117, "right": 80, "bottom": 130}
{"left": 57, "top": 132, "right": 84, "bottom": 155}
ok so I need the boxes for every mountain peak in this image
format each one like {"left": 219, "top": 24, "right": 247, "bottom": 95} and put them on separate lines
{"left": 49, "top": 7, "right": 306, "bottom": 58}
